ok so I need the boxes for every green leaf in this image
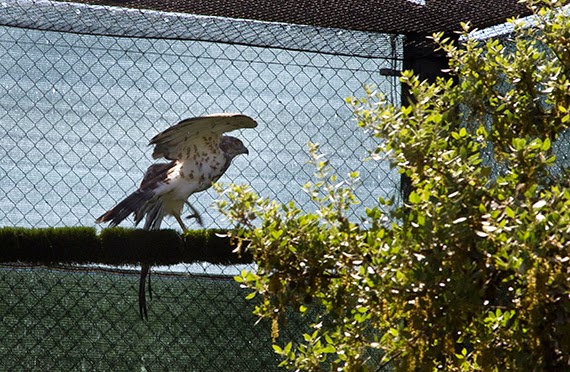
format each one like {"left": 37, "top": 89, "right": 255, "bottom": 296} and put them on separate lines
{"left": 505, "top": 206, "right": 515, "bottom": 219}
{"left": 417, "top": 214, "right": 426, "bottom": 226}
{"left": 428, "top": 112, "right": 443, "bottom": 124}
{"left": 541, "top": 137, "right": 551, "bottom": 151}
{"left": 409, "top": 191, "right": 421, "bottom": 204}
{"left": 512, "top": 138, "right": 527, "bottom": 151}
{"left": 271, "top": 229, "right": 284, "bottom": 239}
{"left": 283, "top": 342, "right": 293, "bottom": 355}
{"left": 349, "top": 171, "right": 360, "bottom": 179}
{"left": 388, "top": 328, "right": 399, "bottom": 337}
{"left": 402, "top": 105, "right": 413, "bottom": 116}
{"left": 322, "top": 345, "right": 336, "bottom": 353}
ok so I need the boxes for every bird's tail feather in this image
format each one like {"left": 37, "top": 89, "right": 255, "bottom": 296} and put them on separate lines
{"left": 144, "top": 201, "right": 164, "bottom": 230}
{"left": 95, "top": 190, "right": 154, "bottom": 227}
{"left": 139, "top": 201, "right": 164, "bottom": 230}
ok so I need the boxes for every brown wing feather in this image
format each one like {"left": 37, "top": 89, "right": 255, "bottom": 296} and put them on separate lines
{"left": 140, "top": 162, "right": 175, "bottom": 189}
{"left": 149, "top": 113, "right": 257, "bottom": 160}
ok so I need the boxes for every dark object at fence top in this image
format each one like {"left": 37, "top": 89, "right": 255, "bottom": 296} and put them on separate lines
{"left": 0, "top": 227, "right": 253, "bottom": 266}
{"left": 63, "top": 0, "right": 554, "bottom": 34}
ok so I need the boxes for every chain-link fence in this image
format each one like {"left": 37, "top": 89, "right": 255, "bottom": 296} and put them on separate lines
{"left": 4, "top": 1, "right": 570, "bottom": 370}
{"left": 0, "top": 0, "right": 403, "bottom": 230}
{"left": 0, "top": 1, "right": 402, "bottom": 370}
{"left": 2, "top": 1, "right": 570, "bottom": 370}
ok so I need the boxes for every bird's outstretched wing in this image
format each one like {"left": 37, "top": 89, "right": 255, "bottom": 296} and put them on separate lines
{"left": 149, "top": 113, "right": 257, "bottom": 160}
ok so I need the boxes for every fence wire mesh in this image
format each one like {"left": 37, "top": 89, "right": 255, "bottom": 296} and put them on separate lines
{"left": 3, "top": 1, "right": 569, "bottom": 370}
{"left": 0, "top": 1, "right": 402, "bottom": 370}
{"left": 0, "top": 263, "right": 292, "bottom": 370}
{"left": 0, "top": 0, "right": 403, "bottom": 230}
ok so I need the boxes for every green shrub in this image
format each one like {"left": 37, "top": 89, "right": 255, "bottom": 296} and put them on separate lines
{"left": 217, "top": 1, "right": 570, "bottom": 370}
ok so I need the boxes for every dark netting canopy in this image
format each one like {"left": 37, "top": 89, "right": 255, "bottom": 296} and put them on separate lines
{"left": 1, "top": 0, "right": 399, "bottom": 58}
{"left": 61, "top": 0, "right": 537, "bottom": 34}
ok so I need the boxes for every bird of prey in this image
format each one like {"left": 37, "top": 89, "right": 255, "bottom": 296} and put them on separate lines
{"left": 96, "top": 113, "right": 257, "bottom": 319}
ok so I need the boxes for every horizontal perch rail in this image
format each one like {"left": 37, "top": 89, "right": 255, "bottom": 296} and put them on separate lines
{"left": 0, "top": 227, "right": 252, "bottom": 266}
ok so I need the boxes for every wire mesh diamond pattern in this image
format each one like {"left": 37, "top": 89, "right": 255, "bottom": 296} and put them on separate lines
{"left": 0, "top": 1, "right": 403, "bottom": 370}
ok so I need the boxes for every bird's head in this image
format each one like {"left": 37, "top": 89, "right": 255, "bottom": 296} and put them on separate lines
{"left": 220, "top": 136, "right": 249, "bottom": 158}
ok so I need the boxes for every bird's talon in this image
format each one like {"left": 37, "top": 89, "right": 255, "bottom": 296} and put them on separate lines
{"left": 186, "top": 214, "right": 203, "bottom": 226}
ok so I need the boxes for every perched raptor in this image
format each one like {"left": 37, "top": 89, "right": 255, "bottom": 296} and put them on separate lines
{"left": 96, "top": 113, "right": 257, "bottom": 319}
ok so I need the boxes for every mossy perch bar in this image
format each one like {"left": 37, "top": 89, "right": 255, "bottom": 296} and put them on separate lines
{"left": 0, "top": 227, "right": 252, "bottom": 266}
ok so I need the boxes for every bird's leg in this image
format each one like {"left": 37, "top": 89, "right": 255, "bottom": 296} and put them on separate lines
{"left": 184, "top": 201, "right": 203, "bottom": 226}
{"left": 174, "top": 214, "right": 188, "bottom": 232}
{"left": 139, "top": 263, "right": 151, "bottom": 321}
